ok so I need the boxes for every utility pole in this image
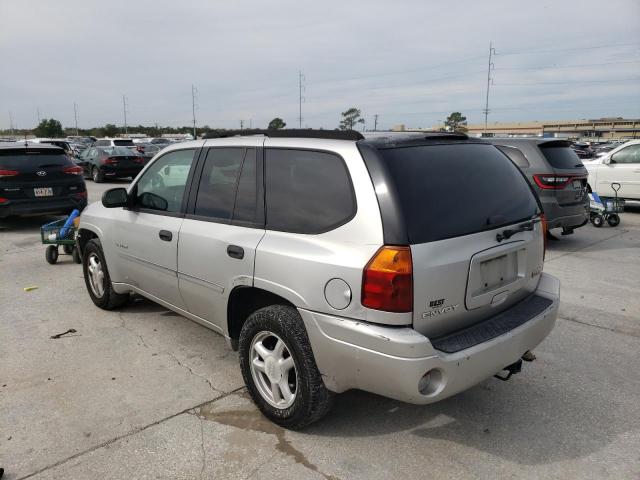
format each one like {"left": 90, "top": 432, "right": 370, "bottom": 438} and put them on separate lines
{"left": 191, "top": 85, "right": 198, "bottom": 139}
{"left": 373, "top": 114, "right": 379, "bottom": 132}
{"left": 8, "top": 111, "right": 15, "bottom": 135}
{"left": 73, "top": 102, "right": 79, "bottom": 136}
{"left": 483, "top": 41, "right": 496, "bottom": 135}
{"left": 240, "top": 120, "right": 244, "bottom": 130}
{"left": 249, "top": 118, "right": 252, "bottom": 129}
{"left": 122, "top": 95, "right": 128, "bottom": 136}
{"left": 37, "top": 108, "right": 41, "bottom": 124}
{"left": 298, "top": 71, "right": 305, "bottom": 128}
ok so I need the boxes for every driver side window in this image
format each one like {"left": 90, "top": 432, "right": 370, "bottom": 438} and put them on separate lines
{"left": 134, "top": 149, "right": 195, "bottom": 213}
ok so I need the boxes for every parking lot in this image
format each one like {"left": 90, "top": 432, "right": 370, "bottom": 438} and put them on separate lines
{"left": 1, "top": 180, "right": 639, "bottom": 480}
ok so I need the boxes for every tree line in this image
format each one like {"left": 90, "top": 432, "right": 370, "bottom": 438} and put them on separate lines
{"left": 0, "top": 111, "right": 467, "bottom": 138}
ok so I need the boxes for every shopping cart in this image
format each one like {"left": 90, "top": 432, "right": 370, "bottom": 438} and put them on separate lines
{"left": 589, "top": 182, "right": 625, "bottom": 228}
{"left": 40, "top": 210, "right": 82, "bottom": 264}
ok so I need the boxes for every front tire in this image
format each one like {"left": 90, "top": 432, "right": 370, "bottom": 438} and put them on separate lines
{"left": 239, "top": 305, "right": 333, "bottom": 429}
{"left": 82, "top": 239, "right": 128, "bottom": 309}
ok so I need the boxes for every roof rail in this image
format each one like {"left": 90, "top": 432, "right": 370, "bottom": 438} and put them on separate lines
{"left": 202, "top": 129, "right": 364, "bottom": 141}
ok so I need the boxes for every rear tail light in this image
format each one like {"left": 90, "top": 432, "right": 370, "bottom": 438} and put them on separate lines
{"left": 0, "top": 169, "right": 19, "bottom": 178}
{"left": 134, "top": 157, "right": 145, "bottom": 164}
{"left": 0, "top": 197, "right": 8, "bottom": 204}
{"left": 103, "top": 157, "right": 118, "bottom": 165}
{"left": 63, "top": 166, "right": 83, "bottom": 175}
{"left": 136, "top": 146, "right": 144, "bottom": 153}
{"left": 362, "top": 246, "right": 413, "bottom": 313}
{"left": 74, "top": 190, "right": 88, "bottom": 198}
{"left": 533, "top": 174, "right": 572, "bottom": 189}
{"left": 540, "top": 213, "right": 548, "bottom": 260}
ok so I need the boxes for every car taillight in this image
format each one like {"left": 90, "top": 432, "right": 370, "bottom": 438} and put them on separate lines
{"left": 63, "top": 166, "right": 83, "bottom": 175}
{"left": 0, "top": 197, "right": 8, "bottom": 204}
{"left": 136, "top": 146, "right": 144, "bottom": 153}
{"left": 533, "top": 174, "right": 572, "bottom": 189}
{"left": 362, "top": 246, "right": 413, "bottom": 313}
{"left": 134, "top": 157, "right": 145, "bottom": 164}
{"left": 0, "top": 169, "right": 19, "bottom": 178}
{"left": 74, "top": 191, "right": 88, "bottom": 198}
{"left": 541, "top": 213, "right": 548, "bottom": 260}
{"left": 103, "top": 157, "right": 118, "bottom": 165}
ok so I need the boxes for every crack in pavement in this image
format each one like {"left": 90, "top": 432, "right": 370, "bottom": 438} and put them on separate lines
{"left": 198, "top": 415, "right": 206, "bottom": 480}
{"left": 559, "top": 315, "right": 640, "bottom": 339}
{"left": 118, "top": 312, "right": 220, "bottom": 394}
{"left": 15, "top": 387, "right": 246, "bottom": 480}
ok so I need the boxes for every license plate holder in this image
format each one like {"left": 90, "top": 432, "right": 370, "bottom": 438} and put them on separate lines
{"left": 34, "top": 187, "right": 53, "bottom": 197}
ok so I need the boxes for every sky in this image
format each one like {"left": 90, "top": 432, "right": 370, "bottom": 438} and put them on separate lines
{"left": 1, "top": 0, "right": 639, "bottom": 131}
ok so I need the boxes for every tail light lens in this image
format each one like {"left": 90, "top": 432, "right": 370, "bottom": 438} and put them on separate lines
{"left": 63, "top": 166, "right": 83, "bottom": 175}
{"left": 541, "top": 214, "right": 548, "bottom": 259}
{"left": 103, "top": 157, "right": 118, "bottom": 165}
{"left": 533, "top": 174, "right": 572, "bottom": 189}
{"left": 0, "top": 169, "right": 19, "bottom": 178}
{"left": 0, "top": 197, "right": 8, "bottom": 204}
{"left": 134, "top": 157, "right": 145, "bottom": 164}
{"left": 362, "top": 246, "right": 413, "bottom": 313}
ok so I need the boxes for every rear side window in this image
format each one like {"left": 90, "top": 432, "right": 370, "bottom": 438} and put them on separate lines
{"left": 193, "top": 148, "right": 247, "bottom": 220}
{"left": 114, "top": 139, "right": 134, "bottom": 146}
{"left": 378, "top": 143, "right": 539, "bottom": 244}
{"left": 539, "top": 143, "right": 583, "bottom": 169}
{"left": 0, "top": 149, "right": 71, "bottom": 169}
{"left": 265, "top": 149, "right": 355, "bottom": 234}
{"left": 495, "top": 145, "right": 530, "bottom": 168}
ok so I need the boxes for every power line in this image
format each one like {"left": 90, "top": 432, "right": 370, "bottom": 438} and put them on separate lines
{"left": 298, "top": 71, "right": 305, "bottom": 128}
{"left": 498, "top": 41, "right": 640, "bottom": 57}
{"left": 122, "top": 95, "right": 128, "bottom": 135}
{"left": 497, "top": 77, "right": 640, "bottom": 87}
{"left": 191, "top": 85, "right": 198, "bottom": 139}
{"left": 495, "top": 59, "right": 640, "bottom": 71}
{"left": 483, "top": 41, "right": 496, "bottom": 134}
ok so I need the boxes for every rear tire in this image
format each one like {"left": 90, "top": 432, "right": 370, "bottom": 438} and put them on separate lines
{"left": 45, "top": 245, "right": 58, "bottom": 264}
{"left": 82, "top": 239, "right": 128, "bottom": 309}
{"left": 607, "top": 214, "right": 620, "bottom": 227}
{"left": 239, "top": 305, "right": 333, "bottom": 429}
{"left": 92, "top": 166, "right": 104, "bottom": 183}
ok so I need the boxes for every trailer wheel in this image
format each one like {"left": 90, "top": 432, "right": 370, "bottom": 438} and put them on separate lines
{"left": 46, "top": 245, "right": 59, "bottom": 264}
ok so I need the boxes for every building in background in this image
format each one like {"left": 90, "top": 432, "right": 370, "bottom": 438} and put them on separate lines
{"left": 460, "top": 118, "right": 639, "bottom": 139}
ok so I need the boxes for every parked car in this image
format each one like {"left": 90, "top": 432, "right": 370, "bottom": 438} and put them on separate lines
{"left": 149, "top": 137, "right": 173, "bottom": 146}
{"left": 77, "top": 130, "right": 559, "bottom": 428}
{"left": 487, "top": 138, "right": 589, "bottom": 235}
{"left": 135, "top": 143, "right": 164, "bottom": 161}
{"left": 571, "top": 142, "right": 595, "bottom": 159}
{"left": 77, "top": 146, "right": 146, "bottom": 182}
{"left": 0, "top": 143, "right": 86, "bottom": 217}
{"left": 28, "top": 138, "right": 75, "bottom": 158}
{"left": 584, "top": 140, "right": 640, "bottom": 201}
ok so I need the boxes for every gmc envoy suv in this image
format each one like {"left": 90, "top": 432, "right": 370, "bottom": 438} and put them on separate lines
{"left": 77, "top": 130, "right": 560, "bottom": 428}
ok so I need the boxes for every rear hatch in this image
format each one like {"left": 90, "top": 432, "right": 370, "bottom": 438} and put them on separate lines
{"left": 537, "top": 141, "right": 588, "bottom": 207}
{"left": 0, "top": 147, "right": 85, "bottom": 201}
{"left": 103, "top": 147, "right": 144, "bottom": 168}
{"left": 376, "top": 142, "right": 544, "bottom": 338}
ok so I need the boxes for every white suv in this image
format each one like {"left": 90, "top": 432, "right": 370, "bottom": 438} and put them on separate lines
{"left": 77, "top": 130, "right": 560, "bottom": 428}
{"left": 584, "top": 140, "right": 640, "bottom": 200}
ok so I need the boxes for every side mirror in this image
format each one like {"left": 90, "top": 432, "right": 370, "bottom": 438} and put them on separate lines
{"left": 102, "top": 188, "right": 129, "bottom": 208}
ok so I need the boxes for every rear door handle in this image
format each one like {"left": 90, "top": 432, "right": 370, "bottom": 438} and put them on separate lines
{"left": 159, "top": 230, "right": 173, "bottom": 242}
{"left": 227, "top": 245, "right": 244, "bottom": 259}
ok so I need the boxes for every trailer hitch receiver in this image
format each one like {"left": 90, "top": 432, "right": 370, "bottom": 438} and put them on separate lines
{"left": 494, "top": 359, "right": 523, "bottom": 382}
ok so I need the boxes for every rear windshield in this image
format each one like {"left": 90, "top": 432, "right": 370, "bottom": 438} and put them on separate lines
{"left": 539, "top": 143, "right": 584, "bottom": 169}
{"left": 113, "top": 139, "right": 134, "bottom": 146}
{"left": 0, "top": 149, "right": 71, "bottom": 169}
{"left": 378, "top": 143, "right": 539, "bottom": 244}
{"left": 105, "top": 147, "right": 136, "bottom": 156}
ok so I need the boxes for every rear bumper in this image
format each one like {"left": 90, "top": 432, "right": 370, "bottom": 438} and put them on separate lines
{"left": 541, "top": 198, "right": 589, "bottom": 230}
{"left": 300, "top": 273, "right": 559, "bottom": 405}
{"left": 0, "top": 196, "right": 87, "bottom": 218}
{"left": 99, "top": 166, "right": 143, "bottom": 178}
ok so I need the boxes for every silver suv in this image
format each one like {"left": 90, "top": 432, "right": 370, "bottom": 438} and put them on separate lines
{"left": 77, "top": 130, "right": 560, "bottom": 428}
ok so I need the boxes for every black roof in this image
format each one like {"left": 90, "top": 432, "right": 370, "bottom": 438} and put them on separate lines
{"left": 360, "top": 132, "right": 487, "bottom": 149}
{"left": 203, "top": 129, "right": 364, "bottom": 141}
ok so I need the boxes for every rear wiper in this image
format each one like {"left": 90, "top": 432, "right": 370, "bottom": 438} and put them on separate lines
{"left": 496, "top": 218, "right": 540, "bottom": 242}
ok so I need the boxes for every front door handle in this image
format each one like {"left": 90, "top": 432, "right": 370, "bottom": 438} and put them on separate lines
{"left": 159, "top": 230, "right": 173, "bottom": 242}
{"left": 227, "top": 245, "right": 244, "bottom": 259}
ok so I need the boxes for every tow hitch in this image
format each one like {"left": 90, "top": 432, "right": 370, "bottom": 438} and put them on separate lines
{"left": 494, "top": 359, "right": 523, "bottom": 381}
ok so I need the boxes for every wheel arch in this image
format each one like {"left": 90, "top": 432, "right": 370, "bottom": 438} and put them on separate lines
{"left": 77, "top": 225, "right": 101, "bottom": 256}
{"left": 227, "top": 286, "right": 296, "bottom": 350}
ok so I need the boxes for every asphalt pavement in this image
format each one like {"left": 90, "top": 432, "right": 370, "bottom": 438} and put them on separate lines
{"left": 1, "top": 181, "right": 639, "bottom": 479}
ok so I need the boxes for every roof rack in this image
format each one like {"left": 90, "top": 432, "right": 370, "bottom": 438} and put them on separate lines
{"left": 202, "top": 129, "right": 364, "bottom": 141}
